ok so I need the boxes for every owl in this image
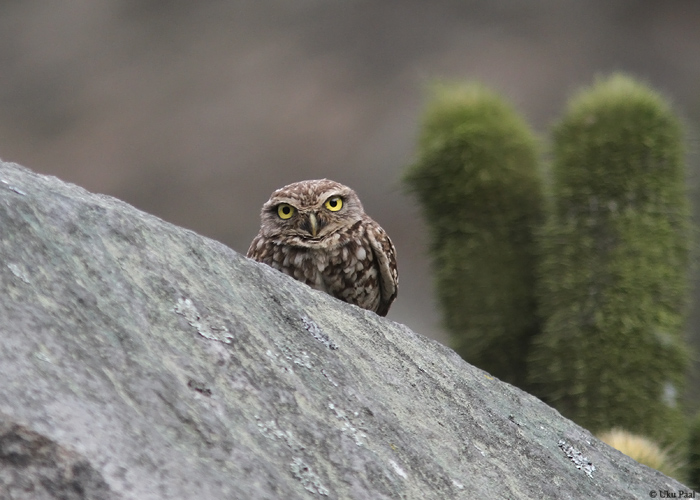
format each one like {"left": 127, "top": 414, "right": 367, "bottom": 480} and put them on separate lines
{"left": 247, "top": 179, "right": 398, "bottom": 316}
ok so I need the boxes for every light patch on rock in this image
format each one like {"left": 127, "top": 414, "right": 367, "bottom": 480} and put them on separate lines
{"left": 290, "top": 457, "right": 329, "bottom": 496}
{"left": 7, "top": 263, "right": 31, "bottom": 284}
{"left": 559, "top": 440, "right": 595, "bottom": 478}
{"left": 329, "top": 402, "right": 366, "bottom": 446}
{"left": 389, "top": 459, "right": 407, "bottom": 479}
{"left": 1, "top": 178, "right": 26, "bottom": 195}
{"left": 174, "top": 297, "right": 233, "bottom": 344}
{"left": 301, "top": 315, "right": 337, "bottom": 349}
{"left": 256, "top": 416, "right": 305, "bottom": 452}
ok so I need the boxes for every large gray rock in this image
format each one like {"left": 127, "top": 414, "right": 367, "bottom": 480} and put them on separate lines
{"left": 0, "top": 161, "right": 691, "bottom": 499}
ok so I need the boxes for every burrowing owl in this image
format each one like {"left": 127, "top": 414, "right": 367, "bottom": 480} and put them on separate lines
{"left": 247, "top": 179, "right": 398, "bottom": 316}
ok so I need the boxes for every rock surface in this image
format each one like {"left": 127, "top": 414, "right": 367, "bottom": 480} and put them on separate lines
{"left": 0, "top": 160, "right": 691, "bottom": 499}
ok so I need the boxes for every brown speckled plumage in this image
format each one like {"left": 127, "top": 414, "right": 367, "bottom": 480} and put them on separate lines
{"left": 247, "top": 179, "right": 398, "bottom": 316}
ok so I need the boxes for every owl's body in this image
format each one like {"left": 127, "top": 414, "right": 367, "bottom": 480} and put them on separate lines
{"left": 247, "top": 179, "right": 398, "bottom": 316}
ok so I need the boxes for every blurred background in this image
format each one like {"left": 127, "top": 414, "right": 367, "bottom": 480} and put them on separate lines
{"left": 1, "top": 0, "right": 699, "bottom": 353}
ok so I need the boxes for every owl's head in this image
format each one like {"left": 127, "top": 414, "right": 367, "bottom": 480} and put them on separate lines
{"left": 258, "top": 179, "right": 365, "bottom": 247}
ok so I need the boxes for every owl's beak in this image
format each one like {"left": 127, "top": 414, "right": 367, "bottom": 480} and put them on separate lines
{"left": 309, "top": 213, "right": 319, "bottom": 237}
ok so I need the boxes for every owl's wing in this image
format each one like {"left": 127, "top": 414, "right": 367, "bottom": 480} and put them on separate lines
{"left": 246, "top": 232, "right": 277, "bottom": 267}
{"left": 365, "top": 218, "right": 398, "bottom": 316}
{"left": 246, "top": 233, "right": 265, "bottom": 260}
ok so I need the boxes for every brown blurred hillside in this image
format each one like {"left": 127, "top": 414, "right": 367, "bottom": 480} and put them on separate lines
{"left": 2, "top": 0, "right": 700, "bottom": 399}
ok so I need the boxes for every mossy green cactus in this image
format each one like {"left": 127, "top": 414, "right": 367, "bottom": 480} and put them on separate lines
{"left": 688, "top": 411, "right": 700, "bottom": 490}
{"left": 404, "top": 83, "right": 543, "bottom": 386}
{"left": 528, "top": 74, "right": 691, "bottom": 446}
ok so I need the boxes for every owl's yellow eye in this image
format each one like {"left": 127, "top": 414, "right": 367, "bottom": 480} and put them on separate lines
{"left": 324, "top": 196, "right": 343, "bottom": 212}
{"left": 277, "top": 203, "right": 295, "bottom": 220}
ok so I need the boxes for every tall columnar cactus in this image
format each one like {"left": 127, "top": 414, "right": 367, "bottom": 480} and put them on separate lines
{"left": 528, "top": 74, "right": 691, "bottom": 445}
{"left": 404, "top": 84, "right": 543, "bottom": 387}
{"left": 688, "top": 411, "right": 700, "bottom": 490}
